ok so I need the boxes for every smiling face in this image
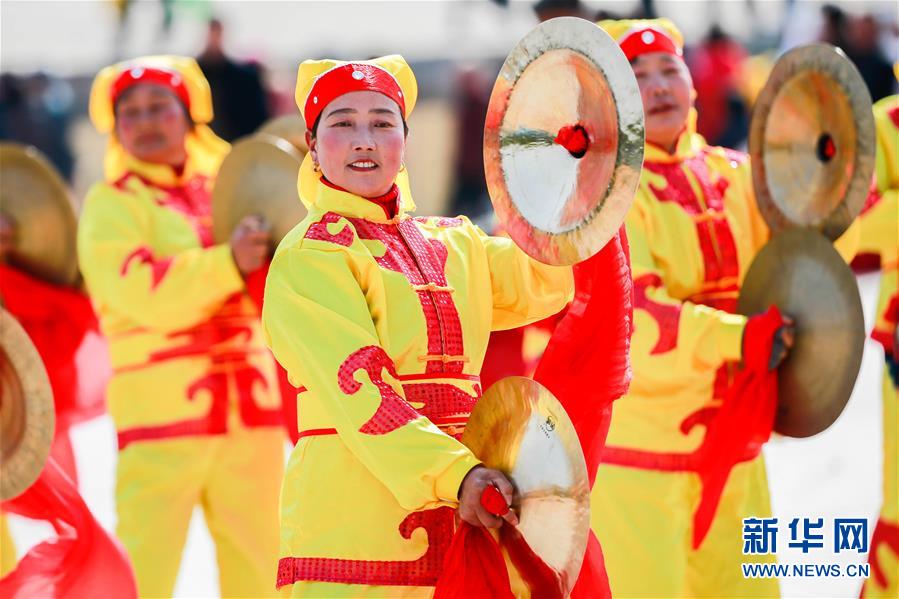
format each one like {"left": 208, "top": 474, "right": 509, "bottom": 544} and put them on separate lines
{"left": 631, "top": 52, "right": 693, "bottom": 152}
{"left": 114, "top": 83, "right": 190, "bottom": 166}
{"left": 308, "top": 90, "right": 406, "bottom": 198}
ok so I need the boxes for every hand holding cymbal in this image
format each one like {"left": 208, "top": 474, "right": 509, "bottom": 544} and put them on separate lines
{"left": 230, "top": 214, "right": 272, "bottom": 276}
{"left": 212, "top": 133, "right": 307, "bottom": 250}
{"left": 458, "top": 466, "right": 519, "bottom": 529}
{"left": 767, "top": 315, "right": 796, "bottom": 371}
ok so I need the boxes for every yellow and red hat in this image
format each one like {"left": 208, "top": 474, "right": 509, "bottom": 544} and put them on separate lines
{"left": 293, "top": 55, "right": 418, "bottom": 211}
{"left": 598, "top": 18, "right": 684, "bottom": 62}
{"left": 89, "top": 55, "right": 228, "bottom": 181}
{"left": 90, "top": 55, "right": 215, "bottom": 133}
{"left": 295, "top": 55, "right": 418, "bottom": 132}
{"left": 109, "top": 65, "right": 192, "bottom": 111}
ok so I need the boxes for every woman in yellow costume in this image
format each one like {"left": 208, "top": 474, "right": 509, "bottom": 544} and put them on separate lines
{"left": 591, "top": 19, "right": 799, "bottom": 597}
{"left": 859, "top": 88, "right": 899, "bottom": 599}
{"left": 262, "top": 55, "right": 573, "bottom": 597}
{"left": 77, "top": 56, "right": 284, "bottom": 597}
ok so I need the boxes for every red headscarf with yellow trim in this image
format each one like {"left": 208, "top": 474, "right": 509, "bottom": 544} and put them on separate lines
{"left": 89, "top": 55, "right": 229, "bottom": 182}
{"left": 598, "top": 19, "right": 703, "bottom": 160}
{"left": 597, "top": 18, "right": 684, "bottom": 61}
{"left": 293, "top": 54, "right": 418, "bottom": 211}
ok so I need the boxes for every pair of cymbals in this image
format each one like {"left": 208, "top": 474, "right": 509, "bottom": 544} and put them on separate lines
{"left": 0, "top": 143, "right": 79, "bottom": 286}
{"left": 0, "top": 309, "right": 55, "bottom": 501}
{"left": 740, "top": 44, "right": 874, "bottom": 438}
{"left": 211, "top": 126, "right": 307, "bottom": 248}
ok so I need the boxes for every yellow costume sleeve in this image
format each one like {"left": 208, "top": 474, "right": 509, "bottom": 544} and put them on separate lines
{"left": 858, "top": 97, "right": 899, "bottom": 257}
{"left": 478, "top": 230, "right": 574, "bottom": 331}
{"left": 77, "top": 181, "right": 244, "bottom": 331}
{"left": 262, "top": 242, "right": 482, "bottom": 512}
{"left": 627, "top": 199, "right": 747, "bottom": 391}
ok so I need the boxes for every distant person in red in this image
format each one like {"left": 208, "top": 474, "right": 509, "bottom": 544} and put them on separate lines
{"left": 689, "top": 25, "right": 749, "bottom": 148}
{"left": 448, "top": 67, "right": 492, "bottom": 220}
{"left": 196, "top": 18, "right": 271, "bottom": 141}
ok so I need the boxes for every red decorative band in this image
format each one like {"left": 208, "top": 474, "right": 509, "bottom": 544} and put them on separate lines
{"left": 117, "top": 419, "right": 226, "bottom": 450}
{"left": 304, "top": 63, "right": 405, "bottom": 131}
{"left": 296, "top": 428, "right": 338, "bottom": 440}
{"left": 296, "top": 373, "right": 481, "bottom": 392}
{"left": 618, "top": 27, "right": 683, "bottom": 61}
{"left": 111, "top": 65, "right": 191, "bottom": 109}
{"left": 601, "top": 444, "right": 759, "bottom": 472}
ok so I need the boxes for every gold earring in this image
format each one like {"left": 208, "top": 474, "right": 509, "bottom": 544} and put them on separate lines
{"left": 399, "top": 162, "right": 406, "bottom": 173}
{"left": 313, "top": 162, "right": 321, "bottom": 173}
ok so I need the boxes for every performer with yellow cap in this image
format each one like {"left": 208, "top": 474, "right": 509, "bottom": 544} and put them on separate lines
{"left": 860, "top": 88, "right": 899, "bottom": 599}
{"left": 77, "top": 56, "right": 284, "bottom": 597}
{"left": 590, "top": 19, "right": 795, "bottom": 597}
{"left": 262, "top": 54, "right": 573, "bottom": 596}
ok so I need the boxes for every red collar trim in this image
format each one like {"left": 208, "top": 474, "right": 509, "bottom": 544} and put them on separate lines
{"left": 321, "top": 178, "right": 400, "bottom": 219}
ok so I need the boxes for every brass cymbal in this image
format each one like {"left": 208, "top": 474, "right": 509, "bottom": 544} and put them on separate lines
{"left": 462, "top": 376, "right": 590, "bottom": 596}
{"left": 484, "top": 16, "right": 643, "bottom": 266}
{"left": 257, "top": 114, "right": 310, "bottom": 154}
{"left": 738, "top": 229, "right": 865, "bottom": 438}
{"left": 749, "top": 44, "right": 875, "bottom": 241}
{"left": 0, "top": 308, "right": 55, "bottom": 500}
{"left": 0, "top": 143, "right": 79, "bottom": 286}
{"left": 212, "top": 133, "right": 307, "bottom": 247}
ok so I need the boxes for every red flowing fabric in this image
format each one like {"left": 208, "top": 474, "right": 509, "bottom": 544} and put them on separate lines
{"left": 246, "top": 264, "right": 300, "bottom": 443}
{"left": 867, "top": 519, "right": 899, "bottom": 591}
{"left": 0, "top": 458, "right": 137, "bottom": 599}
{"left": 0, "top": 265, "right": 107, "bottom": 429}
{"left": 437, "top": 231, "right": 632, "bottom": 597}
{"left": 690, "top": 305, "right": 785, "bottom": 548}
{"left": 532, "top": 227, "right": 634, "bottom": 599}
{"left": 434, "top": 524, "right": 514, "bottom": 599}
{"left": 501, "top": 523, "right": 566, "bottom": 598}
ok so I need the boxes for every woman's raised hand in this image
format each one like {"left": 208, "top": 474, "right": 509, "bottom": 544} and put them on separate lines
{"left": 230, "top": 214, "right": 271, "bottom": 276}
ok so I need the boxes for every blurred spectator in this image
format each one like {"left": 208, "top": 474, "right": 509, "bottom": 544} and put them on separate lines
{"left": 819, "top": 7, "right": 895, "bottom": 102}
{"left": 196, "top": 18, "right": 271, "bottom": 141}
{"left": 820, "top": 4, "right": 850, "bottom": 49}
{"left": 689, "top": 25, "right": 750, "bottom": 148}
{"left": 448, "top": 66, "right": 491, "bottom": 220}
{"left": 636, "top": 0, "right": 658, "bottom": 19}
{"left": 0, "top": 73, "right": 75, "bottom": 182}
{"left": 533, "top": 0, "right": 588, "bottom": 22}
{"left": 846, "top": 14, "right": 895, "bottom": 102}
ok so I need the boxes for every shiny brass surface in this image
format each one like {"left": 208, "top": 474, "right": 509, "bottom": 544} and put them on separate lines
{"left": 738, "top": 229, "right": 865, "bottom": 437}
{"left": 0, "top": 143, "right": 79, "bottom": 286}
{"left": 484, "top": 16, "right": 643, "bottom": 265}
{"left": 749, "top": 44, "right": 875, "bottom": 241}
{"left": 258, "top": 114, "right": 310, "bottom": 154}
{"left": 212, "top": 133, "right": 307, "bottom": 246}
{"left": 0, "top": 308, "right": 55, "bottom": 500}
{"left": 462, "top": 376, "right": 590, "bottom": 596}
